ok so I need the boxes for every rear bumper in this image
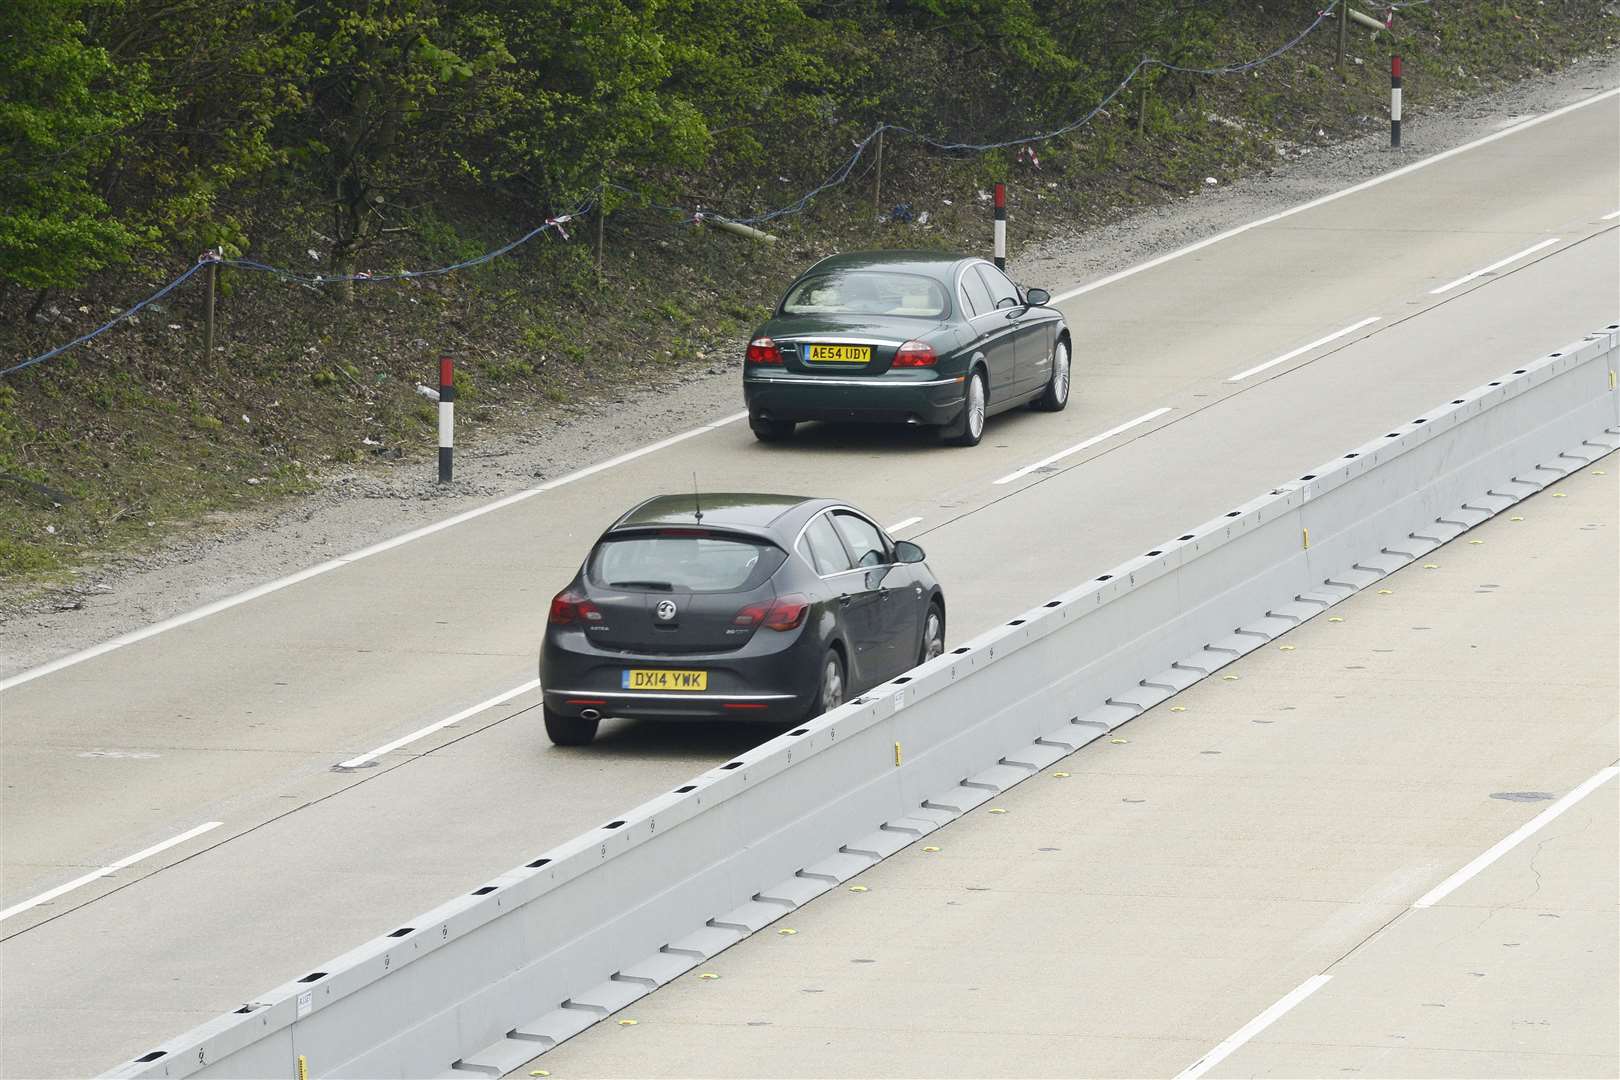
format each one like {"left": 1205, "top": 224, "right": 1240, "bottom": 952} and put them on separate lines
{"left": 541, "top": 628, "right": 821, "bottom": 722}
{"left": 744, "top": 373, "right": 966, "bottom": 426}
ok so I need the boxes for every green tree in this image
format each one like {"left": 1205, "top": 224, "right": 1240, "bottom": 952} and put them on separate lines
{"left": 0, "top": 0, "right": 152, "bottom": 308}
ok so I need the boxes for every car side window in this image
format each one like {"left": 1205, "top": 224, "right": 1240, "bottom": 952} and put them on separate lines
{"left": 830, "top": 511, "right": 889, "bottom": 568}
{"left": 959, "top": 268, "right": 993, "bottom": 318}
{"left": 801, "top": 514, "right": 854, "bottom": 575}
{"left": 975, "top": 264, "right": 1022, "bottom": 310}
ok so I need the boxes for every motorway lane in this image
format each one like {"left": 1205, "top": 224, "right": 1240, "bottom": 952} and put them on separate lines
{"left": 519, "top": 466, "right": 1618, "bottom": 1080}
{"left": 0, "top": 93, "right": 1615, "bottom": 1075}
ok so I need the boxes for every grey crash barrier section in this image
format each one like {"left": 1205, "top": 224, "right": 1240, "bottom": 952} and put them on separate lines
{"left": 107, "top": 324, "right": 1619, "bottom": 1078}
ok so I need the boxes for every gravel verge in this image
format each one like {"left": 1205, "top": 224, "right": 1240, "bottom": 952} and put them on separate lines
{"left": 3, "top": 53, "right": 1616, "bottom": 679}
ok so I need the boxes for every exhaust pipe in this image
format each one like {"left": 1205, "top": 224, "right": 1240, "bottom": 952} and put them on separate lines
{"left": 580, "top": 708, "right": 602, "bottom": 721}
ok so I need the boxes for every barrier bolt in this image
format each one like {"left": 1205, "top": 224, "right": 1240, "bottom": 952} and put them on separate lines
{"left": 438, "top": 356, "right": 455, "bottom": 484}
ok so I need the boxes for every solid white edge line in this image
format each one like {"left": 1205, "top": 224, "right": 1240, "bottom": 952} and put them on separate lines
{"left": 886, "top": 517, "right": 923, "bottom": 534}
{"left": 1049, "top": 87, "right": 1619, "bottom": 306}
{"left": 1603, "top": 210, "right": 1620, "bottom": 220}
{"left": 1427, "top": 237, "right": 1562, "bottom": 295}
{"left": 336, "top": 677, "right": 544, "bottom": 769}
{"left": 1175, "top": 974, "right": 1332, "bottom": 1080}
{"left": 1226, "top": 316, "right": 1383, "bottom": 382}
{"left": 1411, "top": 764, "right": 1619, "bottom": 910}
{"left": 0, "top": 412, "right": 748, "bottom": 692}
{"left": 0, "top": 821, "right": 224, "bottom": 923}
{"left": 994, "top": 407, "right": 1172, "bottom": 485}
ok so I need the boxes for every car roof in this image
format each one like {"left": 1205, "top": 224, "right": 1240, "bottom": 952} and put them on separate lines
{"left": 611, "top": 493, "right": 830, "bottom": 533}
{"left": 801, "top": 250, "right": 970, "bottom": 279}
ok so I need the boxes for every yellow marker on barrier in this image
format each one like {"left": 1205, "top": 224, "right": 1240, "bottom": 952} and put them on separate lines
{"left": 530, "top": 1071, "right": 550, "bottom": 1077}
{"left": 1423, "top": 563, "right": 1439, "bottom": 569}
{"left": 988, "top": 808, "right": 1007, "bottom": 815}
{"left": 1552, "top": 492, "right": 1567, "bottom": 498}
{"left": 297, "top": 1056, "right": 308, "bottom": 1080}
{"left": 1378, "top": 588, "right": 1394, "bottom": 595}
{"left": 1052, "top": 771, "right": 1070, "bottom": 778}
{"left": 1169, "top": 706, "right": 1186, "bottom": 712}
{"left": 1610, "top": 369, "right": 1616, "bottom": 390}
{"left": 894, "top": 741, "right": 902, "bottom": 766}
{"left": 1596, "top": 470, "right": 1607, "bottom": 476}
{"left": 1222, "top": 675, "right": 1239, "bottom": 681}
{"left": 1328, "top": 616, "right": 1344, "bottom": 622}
{"left": 1302, "top": 527, "right": 1310, "bottom": 549}
{"left": 618, "top": 1018, "right": 639, "bottom": 1026}
{"left": 698, "top": 972, "right": 719, "bottom": 980}
{"left": 849, "top": 885, "right": 868, "bottom": 893}
{"left": 1469, "top": 539, "right": 1484, "bottom": 545}
{"left": 1279, "top": 645, "right": 1296, "bottom": 651}
{"left": 922, "top": 845, "right": 941, "bottom": 852}
{"left": 1110, "top": 737, "right": 1129, "bottom": 744}
{"left": 778, "top": 928, "right": 797, "bottom": 936}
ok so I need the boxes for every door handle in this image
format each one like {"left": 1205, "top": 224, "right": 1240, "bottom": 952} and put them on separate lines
{"left": 839, "top": 593, "right": 854, "bottom": 607}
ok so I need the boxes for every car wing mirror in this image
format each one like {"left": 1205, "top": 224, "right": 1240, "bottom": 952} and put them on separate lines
{"left": 894, "top": 540, "right": 926, "bottom": 563}
{"left": 1024, "top": 287, "right": 1050, "bottom": 307}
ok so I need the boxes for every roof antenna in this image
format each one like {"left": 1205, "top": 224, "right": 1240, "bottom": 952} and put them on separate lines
{"left": 691, "top": 472, "right": 703, "bottom": 524}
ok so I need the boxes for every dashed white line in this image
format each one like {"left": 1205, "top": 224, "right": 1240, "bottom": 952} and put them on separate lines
{"left": 1175, "top": 974, "right": 1332, "bottom": 1080}
{"left": 0, "top": 412, "right": 749, "bottom": 692}
{"left": 1412, "top": 764, "right": 1619, "bottom": 909}
{"left": 336, "top": 678, "right": 543, "bottom": 770}
{"left": 886, "top": 517, "right": 923, "bottom": 534}
{"left": 1427, "top": 237, "right": 1561, "bottom": 295}
{"left": 1050, "top": 87, "right": 1618, "bottom": 306}
{"left": 993, "top": 408, "right": 1172, "bottom": 485}
{"left": 1226, "top": 316, "right": 1382, "bottom": 383}
{"left": 0, "top": 821, "right": 224, "bottom": 923}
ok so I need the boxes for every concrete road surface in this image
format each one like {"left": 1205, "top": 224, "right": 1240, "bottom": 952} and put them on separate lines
{"left": 519, "top": 467, "right": 1618, "bottom": 1079}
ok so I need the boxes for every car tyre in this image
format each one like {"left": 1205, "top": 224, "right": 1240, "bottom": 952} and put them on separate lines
{"left": 1031, "top": 338, "right": 1071, "bottom": 412}
{"left": 544, "top": 705, "right": 600, "bottom": 747}
{"left": 808, "top": 648, "right": 845, "bottom": 719}
{"left": 750, "top": 413, "right": 796, "bottom": 442}
{"left": 918, "top": 601, "right": 945, "bottom": 665}
{"left": 941, "top": 369, "right": 987, "bottom": 447}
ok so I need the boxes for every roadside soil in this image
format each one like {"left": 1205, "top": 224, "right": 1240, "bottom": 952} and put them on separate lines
{"left": 3, "top": 52, "right": 1617, "bottom": 679}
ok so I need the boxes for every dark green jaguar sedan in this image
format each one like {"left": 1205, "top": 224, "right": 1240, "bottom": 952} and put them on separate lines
{"left": 743, "top": 250, "right": 1071, "bottom": 446}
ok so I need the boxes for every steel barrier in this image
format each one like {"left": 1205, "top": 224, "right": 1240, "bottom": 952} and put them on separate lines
{"left": 106, "top": 324, "right": 1620, "bottom": 1078}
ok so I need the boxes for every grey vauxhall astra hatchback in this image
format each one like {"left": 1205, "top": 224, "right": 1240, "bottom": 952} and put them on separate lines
{"left": 539, "top": 493, "right": 945, "bottom": 746}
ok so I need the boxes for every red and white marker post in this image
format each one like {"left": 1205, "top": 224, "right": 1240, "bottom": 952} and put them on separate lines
{"left": 438, "top": 355, "right": 455, "bottom": 484}
{"left": 993, "top": 183, "right": 1007, "bottom": 270}
{"left": 1390, "top": 54, "right": 1403, "bottom": 148}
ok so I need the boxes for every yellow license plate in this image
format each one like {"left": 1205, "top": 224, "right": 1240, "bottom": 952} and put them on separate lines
{"left": 622, "top": 668, "right": 708, "bottom": 691}
{"left": 806, "top": 344, "right": 871, "bottom": 363}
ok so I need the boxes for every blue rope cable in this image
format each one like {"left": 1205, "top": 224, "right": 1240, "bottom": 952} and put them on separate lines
{"left": 9, "top": 2, "right": 1350, "bottom": 376}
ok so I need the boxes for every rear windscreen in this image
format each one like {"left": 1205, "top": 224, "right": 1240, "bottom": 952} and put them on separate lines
{"left": 781, "top": 271, "right": 949, "bottom": 318}
{"left": 588, "top": 531, "right": 786, "bottom": 593}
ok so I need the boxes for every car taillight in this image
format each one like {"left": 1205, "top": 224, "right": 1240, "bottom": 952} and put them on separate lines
{"left": 732, "top": 594, "right": 809, "bottom": 632}
{"left": 892, "top": 340, "right": 937, "bottom": 367}
{"left": 549, "top": 589, "right": 601, "bottom": 625}
{"left": 746, "top": 337, "right": 783, "bottom": 364}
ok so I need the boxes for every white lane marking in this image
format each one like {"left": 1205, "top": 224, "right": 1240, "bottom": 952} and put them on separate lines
{"left": 0, "top": 821, "right": 224, "bottom": 923}
{"left": 1602, "top": 210, "right": 1620, "bottom": 220}
{"left": 1050, "top": 87, "right": 1619, "bottom": 306}
{"left": 1412, "top": 764, "right": 1619, "bottom": 909}
{"left": 1176, "top": 974, "right": 1332, "bottom": 1080}
{"left": 886, "top": 517, "right": 923, "bottom": 534}
{"left": 1226, "top": 316, "right": 1382, "bottom": 383}
{"left": 1427, "top": 237, "right": 1562, "bottom": 294}
{"left": 336, "top": 678, "right": 543, "bottom": 770}
{"left": 994, "top": 407, "right": 1172, "bottom": 485}
{"left": 0, "top": 412, "right": 749, "bottom": 692}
